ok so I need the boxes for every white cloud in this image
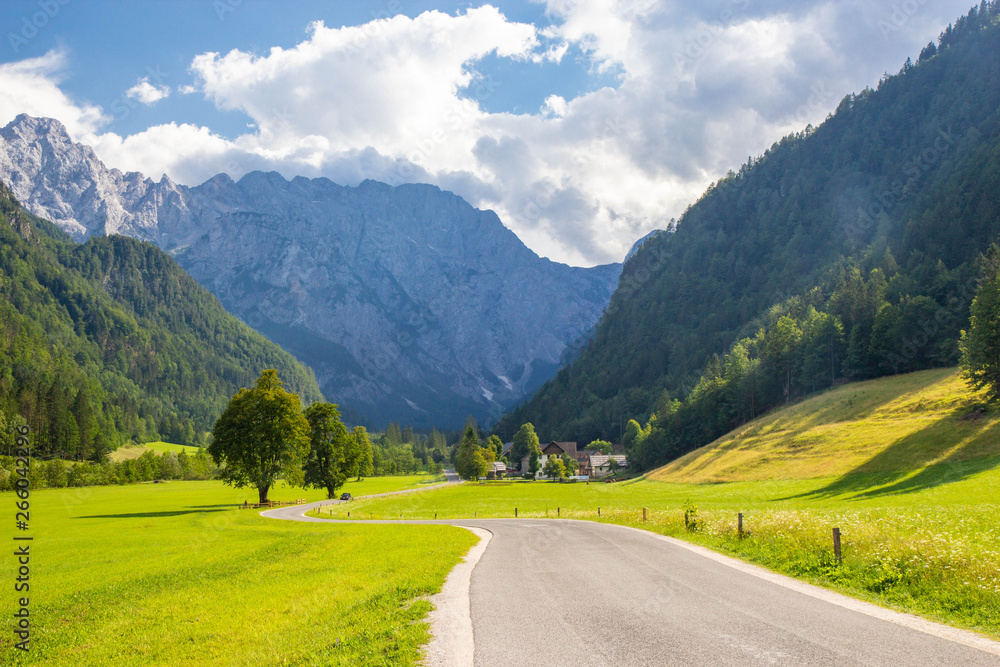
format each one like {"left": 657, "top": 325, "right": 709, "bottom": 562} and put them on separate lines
{"left": 188, "top": 7, "right": 538, "bottom": 173}
{"left": 0, "top": 1, "right": 979, "bottom": 266}
{"left": 541, "top": 94, "right": 569, "bottom": 117}
{"left": 0, "top": 50, "right": 106, "bottom": 136}
{"left": 125, "top": 77, "right": 171, "bottom": 105}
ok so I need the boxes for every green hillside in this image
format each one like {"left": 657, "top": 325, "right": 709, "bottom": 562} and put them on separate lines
{"left": 649, "top": 368, "right": 1000, "bottom": 485}
{"left": 497, "top": 5, "right": 1000, "bottom": 470}
{"left": 0, "top": 181, "right": 323, "bottom": 457}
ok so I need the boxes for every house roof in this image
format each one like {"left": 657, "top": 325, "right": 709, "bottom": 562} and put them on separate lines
{"left": 590, "top": 454, "right": 628, "bottom": 467}
{"left": 542, "top": 441, "right": 578, "bottom": 456}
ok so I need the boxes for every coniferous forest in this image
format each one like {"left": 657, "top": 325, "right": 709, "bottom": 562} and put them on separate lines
{"left": 495, "top": 4, "right": 1000, "bottom": 470}
{"left": 0, "top": 181, "right": 323, "bottom": 460}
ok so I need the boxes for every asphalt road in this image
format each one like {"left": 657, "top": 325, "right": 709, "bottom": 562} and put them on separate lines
{"left": 263, "top": 481, "right": 1000, "bottom": 666}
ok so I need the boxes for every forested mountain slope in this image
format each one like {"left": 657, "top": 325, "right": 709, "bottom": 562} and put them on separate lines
{"left": 0, "top": 181, "right": 323, "bottom": 457}
{"left": 496, "top": 5, "right": 1000, "bottom": 464}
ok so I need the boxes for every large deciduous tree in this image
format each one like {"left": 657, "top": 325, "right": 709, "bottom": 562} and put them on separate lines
{"left": 209, "top": 369, "right": 310, "bottom": 503}
{"left": 303, "top": 402, "right": 350, "bottom": 499}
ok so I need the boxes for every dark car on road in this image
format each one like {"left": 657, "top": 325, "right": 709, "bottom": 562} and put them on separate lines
{"left": 340, "top": 493, "right": 352, "bottom": 501}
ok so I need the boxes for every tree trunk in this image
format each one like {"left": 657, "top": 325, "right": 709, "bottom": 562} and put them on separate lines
{"left": 258, "top": 485, "right": 269, "bottom": 504}
{"left": 327, "top": 485, "right": 336, "bottom": 499}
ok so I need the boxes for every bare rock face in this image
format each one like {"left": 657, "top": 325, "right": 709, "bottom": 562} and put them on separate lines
{"left": 0, "top": 114, "right": 621, "bottom": 427}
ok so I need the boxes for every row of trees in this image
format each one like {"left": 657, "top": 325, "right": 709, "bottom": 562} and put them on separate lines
{"left": 0, "top": 448, "right": 217, "bottom": 491}
{"left": 209, "top": 370, "right": 373, "bottom": 502}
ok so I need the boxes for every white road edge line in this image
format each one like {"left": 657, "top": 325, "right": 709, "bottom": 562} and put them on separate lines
{"left": 608, "top": 522, "right": 1000, "bottom": 657}
{"left": 423, "top": 526, "right": 492, "bottom": 667}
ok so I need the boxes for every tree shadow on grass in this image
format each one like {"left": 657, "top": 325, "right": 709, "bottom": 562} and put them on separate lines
{"left": 75, "top": 509, "right": 227, "bottom": 519}
{"left": 785, "top": 409, "right": 1000, "bottom": 500}
{"left": 851, "top": 451, "right": 1000, "bottom": 498}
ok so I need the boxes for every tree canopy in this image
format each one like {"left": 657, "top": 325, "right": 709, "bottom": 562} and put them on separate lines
{"left": 209, "top": 370, "right": 310, "bottom": 502}
{"left": 509, "top": 423, "right": 540, "bottom": 470}
{"left": 454, "top": 424, "right": 489, "bottom": 480}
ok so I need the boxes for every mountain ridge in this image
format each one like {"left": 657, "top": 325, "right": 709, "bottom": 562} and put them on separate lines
{"left": 0, "top": 115, "right": 622, "bottom": 428}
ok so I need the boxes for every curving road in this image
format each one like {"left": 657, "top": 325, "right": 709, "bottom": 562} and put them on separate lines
{"left": 263, "top": 478, "right": 1000, "bottom": 666}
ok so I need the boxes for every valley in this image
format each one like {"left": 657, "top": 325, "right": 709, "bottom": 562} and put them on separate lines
{"left": 2, "top": 2, "right": 1000, "bottom": 666}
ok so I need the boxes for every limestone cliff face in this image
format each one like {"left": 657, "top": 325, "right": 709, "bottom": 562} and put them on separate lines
{"left": 0, "top": 114, "right": 621, "bottom": 427}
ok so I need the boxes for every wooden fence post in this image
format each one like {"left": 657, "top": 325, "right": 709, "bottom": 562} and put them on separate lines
{"left": 515, "top": 507, "right": 518, "bottom": 518}
{"left": 643, "top": 507, "right": 647, "bottom": 522}
{"left": 833, "top": 527, "right": 842, "bottom": 564}
{"left": 738, "top": 512, "right": 743, "bottom": 539}
{"left": 557, "top": 507, "right": 560, "bottom": 517}
{"left": 598, "top": 507, "right": 601, "bottom": 517}
{"left": 684, "top": 510, "right": 689, "bottom": 529}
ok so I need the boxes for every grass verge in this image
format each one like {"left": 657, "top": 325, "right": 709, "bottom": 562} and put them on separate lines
{"left": 1, "top": 477, "right": 473, "bottom": 666}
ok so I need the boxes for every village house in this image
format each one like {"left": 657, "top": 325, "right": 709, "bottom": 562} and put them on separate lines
{"left": 590, "top": 453, "right": 628, "bottom": 477}
{"left": 520, "top": 441, "right": 578, "bottom": 478}
{"left": 487, "top": 461, "right": 507, "bottom": 480}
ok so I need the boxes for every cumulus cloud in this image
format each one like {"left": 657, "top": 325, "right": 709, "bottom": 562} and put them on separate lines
{"left": 0, "top": 50, "right": 106, "bottom": 136}
{"left": 0, "top": 1, "right": 977, "bottom": 265}
{"left": 125, "top": 77, "right": 171, "bottom": 105}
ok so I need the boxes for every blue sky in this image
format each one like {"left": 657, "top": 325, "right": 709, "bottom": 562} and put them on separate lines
{"left": 0, "top": 0, "right": 976, "bottom": 265}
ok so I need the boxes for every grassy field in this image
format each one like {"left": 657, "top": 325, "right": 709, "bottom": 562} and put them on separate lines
{"left": 145, "top": 441, "right": 203, "bottom": 455}
{"left": 653, "top": 368, "right": 998, "bottom": 483}
{"left": 108, "top": 441, "right": 202, "bottom": 461}
{"left": 320, "top": 369, "right": 1000, "bottom": 639}
{"left": 1, "top": 474, "right": 471, "bottom": 666}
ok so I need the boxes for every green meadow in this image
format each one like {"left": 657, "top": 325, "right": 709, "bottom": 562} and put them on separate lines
{"left": 144, "top": 441, "right": 204, "bottom": 455}
{"left": 1, "top": 474, "right": 472, "bottom": 666}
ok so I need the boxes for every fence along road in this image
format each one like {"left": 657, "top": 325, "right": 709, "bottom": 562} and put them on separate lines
{"left": 263, "top": 484, "right": 1000, "bottom": 666}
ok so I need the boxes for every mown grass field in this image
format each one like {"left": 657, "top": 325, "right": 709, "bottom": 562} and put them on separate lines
{"left": 1, "top": 474, "right": 471, "bottom": 666}
{"left": 322, "top": 369, "right": 1000, "bottom": 639}
{"left": 108, "top": 441, "right": 202, "bottom": 461}
{"left": 144, "top": 441, "right": 203, "bottom": 455}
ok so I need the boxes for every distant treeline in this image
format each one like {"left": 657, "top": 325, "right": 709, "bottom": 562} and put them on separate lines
{"left": 0, "top": 448, "right": 217, "bottom": 492}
